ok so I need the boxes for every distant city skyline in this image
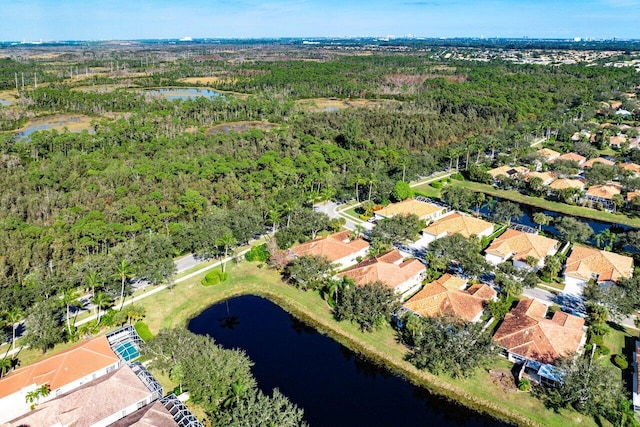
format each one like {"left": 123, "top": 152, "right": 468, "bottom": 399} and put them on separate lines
{"left": 2, "top": 0, "right": 640, "bottom": 42}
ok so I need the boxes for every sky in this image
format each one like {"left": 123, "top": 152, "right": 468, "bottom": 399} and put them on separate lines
{"left": 2, "top": 0, "right": 640, "bottom": 41}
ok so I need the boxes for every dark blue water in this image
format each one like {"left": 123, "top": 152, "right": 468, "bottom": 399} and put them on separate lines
{"left": 188, "top": 295, "right": 511, "bottom": 427}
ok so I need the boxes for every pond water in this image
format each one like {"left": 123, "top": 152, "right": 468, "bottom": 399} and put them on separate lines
{"left": 188, "top": 295, "right": 511, "bottom": 427}
{"left": 479, "top": 199, "right": 635, "bottom": 247}
{"left": 14, "top": 117, "right": 82, "bottom": 141}
{"left": 0, "top": 98, "right": 12, "bottom": 107}
{"left": 144, "top": 87, "right": 222, "bottom": 100}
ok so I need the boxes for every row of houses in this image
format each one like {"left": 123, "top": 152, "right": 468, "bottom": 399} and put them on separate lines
{"left": 492, "top": 148, "right": 640, "bottom": 210}
{"left": 0, "top": 327, "right": 201, "bottom": 427}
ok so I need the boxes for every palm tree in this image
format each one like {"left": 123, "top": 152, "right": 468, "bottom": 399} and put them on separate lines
{"left": 0, "top": 357, "right": 12, "bottom": 377}
{"left": 473, "top": 192, "right": 486, "bottom": 216}
{"left": 597, "top": 229, "right": 617, "bottom": 251}
{"left": 216, "top": 231, "right": 237, "bottom": 273}
{"left": 532, "top": 212, "right": 553, "bottom": 231}
{"left": 61, "top": 288, "right": 81, "bottom": 335}
{"left": 25, "top": 384, "right": 50, "bottom": 410}
{"left": 116, "top": 260, "right": 133, "bottom": 310}
{"left": 4, "top": 308, "right": 23, "bottom": 354}
{"left": 84, "top": 271, "right": 102, "bottom": 298}
{"left": 93, "top": 291, "right": 112, "bottom": 325}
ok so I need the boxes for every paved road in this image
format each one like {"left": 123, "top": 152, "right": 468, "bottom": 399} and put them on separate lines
{"left": 523, "top": 287, "right": 555, "bottom": 306}
{"left": 3, "top": 249, "right": 248, "bottom": 358}
{"left": 175, "top": 254, "right": 201, "bottom": 273}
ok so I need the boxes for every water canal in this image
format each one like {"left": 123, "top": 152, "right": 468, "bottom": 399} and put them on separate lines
{"left": 188, "top": 295, "right": 511, "bottom": 427}
{"left": 144, "top": 88, "right": 222, "bottom": 100}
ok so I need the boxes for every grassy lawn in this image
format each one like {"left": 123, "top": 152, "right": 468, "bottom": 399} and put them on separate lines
{"left": 130, "top": 261, "right": 596, "bottom": 427}
{"left": 449, "top": 181, "right": 640, "bottom": 228}
{"left": 413, "top": 183, "right": 442, "bottom": 198}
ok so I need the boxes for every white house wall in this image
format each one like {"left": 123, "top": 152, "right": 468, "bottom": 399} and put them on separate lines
{"left": 485, "top": 253, "right": 506, "bottom": 266}
{"left": 563, "top": 274, "right": 586, "bottom": 296}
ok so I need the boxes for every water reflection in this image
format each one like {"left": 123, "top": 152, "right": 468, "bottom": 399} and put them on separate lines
{"left": 188, "top": 295, "right": 511, "bottom": 427}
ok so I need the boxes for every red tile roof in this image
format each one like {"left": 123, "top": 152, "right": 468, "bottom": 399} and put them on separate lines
{"left": 290, "top": 230, "right": 369, "bottom": 263}
{"left": 0, "top": 336, "right": 119, "bottom": 399}
{"left": 493, "top": 298, "right": 585, "bottom": 364}
{"left": 564, "top": 245, "right": 633, "bottom": 283}
{"left": 403, "top": 274, "right": 496, "bottom": 322}
{"left": 338, "top": 249, "right": 425, "bottom": 291}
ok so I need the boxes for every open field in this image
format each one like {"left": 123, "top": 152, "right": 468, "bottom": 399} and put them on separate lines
{"left": 178, "top": 77, "right": 221, "bottom": 85}
{"left": 131, "top": 261, "right": 595, "bottom": 427}
{"left": 294, "top": 97, "right": 402, "bottom": 112}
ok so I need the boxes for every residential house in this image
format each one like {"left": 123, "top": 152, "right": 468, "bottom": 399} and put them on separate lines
{"left": 571, "top": 130, "right": 592, "bottom": 142}
{"left": 338, "top": 249, "right": 426, "bottom": 300}
{"left": 584, "top": 184, "right": 622, "bottom": 210}
{"left": 582, "top": 157, "right": 615, "bottom": 168}
{"left": 413, "top": 212, "right": 494, "bottom": 248}
{"left": 536, "top": 148, "right": 561, "bottom": 162}
{"left": 374, "top": 198, "right": 447, "bottom": 222}
{"left": 488, "top": 166, "right": 529, "bottom": 183}
{"left": 620, "top": 163, "right": 640, "bottom": 177}
{"left": 526, "top": 171, "right": 556, "bottom": 186}
{"left": 289, "top": 230, "right": 370, "bottom": 269}
{"left": 403, "top": 273, "right": 496, "bottom": 322}
{"left": 563, "top": 245, "right": 634, "bottom": 295}
{"left": 493, "top": 297, "right": 585, "bottom": 369}
{"left": 110, "top": 400, "right": 179, "bottom": 427}
{"left": 0, "top": 336, "right": 120, "bottom": 424}
{"left": 610, "top": 135, "right": 628, "bottom": 149}
{"left": 484, "top": 229, "right": 559, "bottom": 271}
{"left": 2, "top": 364, "right": 162, "bottom": 427}
{"left": 628, "top": 191, "right": 640, "bottom": 206}
{"left": 548, "top": 178, "right": 585, "bottom": 192}
{"left": 553, "top": 152, "right": 586, "bottom": 166}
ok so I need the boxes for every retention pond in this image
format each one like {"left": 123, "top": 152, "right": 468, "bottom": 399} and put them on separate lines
{"left": 188, "top": 295, "right": 511, "bottom": 427}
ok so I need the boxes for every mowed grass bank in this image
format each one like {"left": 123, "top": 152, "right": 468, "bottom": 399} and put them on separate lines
{"left": 136, "top": 261, "right": 596, "bottom": 427}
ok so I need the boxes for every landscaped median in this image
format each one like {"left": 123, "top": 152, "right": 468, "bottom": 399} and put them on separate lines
{"left": 136, "top": 261, "right": 596, "bottom": 427}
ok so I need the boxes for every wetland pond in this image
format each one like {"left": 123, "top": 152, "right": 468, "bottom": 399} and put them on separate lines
{"left": 144, "top": 88, "right": 222, "bottom": 100}
{"left": 188, "top": 295, "right": 511, "bottom": 427}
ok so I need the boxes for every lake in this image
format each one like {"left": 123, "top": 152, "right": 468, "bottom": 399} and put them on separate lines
{"left": 188, "top": 295, "right": 511, "bottom": 427}
{"left": 144, "top": 88, "right": 222, "bottom": 101}
{"left": 13, "top": 117, "right": 83, "bottom": 141}
{"left": 0, "top": 98, "right": 12, "bottom": 107}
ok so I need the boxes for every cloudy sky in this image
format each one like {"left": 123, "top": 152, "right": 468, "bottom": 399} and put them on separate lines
{"left": 2, "top": 0, "right": 639, "bottom": 41}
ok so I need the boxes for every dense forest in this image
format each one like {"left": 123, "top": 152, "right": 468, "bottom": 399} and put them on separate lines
{"left": 0, "top": 43, "right": 638, "bottom": 327}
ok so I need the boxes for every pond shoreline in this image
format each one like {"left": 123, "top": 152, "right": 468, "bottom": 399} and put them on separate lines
{"left": 187, "top": 286, "right": 532, "bottom": 427}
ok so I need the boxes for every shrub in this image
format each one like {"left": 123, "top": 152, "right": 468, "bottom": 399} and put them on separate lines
{"left": 431, "top": 181, "right": 443, "bottom": 189}
{"left": 245, "top": 243, "right": 270, "bottom": 262}
{"left": 598, "top": 345, "right": 611, "bottom": 356}
{"left": 134, "top": 321, "right": 154, "bottom": 342}
{"left": 201, "top": 269, "right": 229, "bottom": 286}
{"left": 450, "top": 172, "right": 464, "bottom": 181}
{"left": 518, "top": 378, "right": 531, "bottom": 392}
{"left": 588, "top": 333, "right": 604, "bottom": 346}
{"left": 613, "top": 354, "right": 628, "bottom": 370}
{"left": 101, "top": 309, "right": 118, "bottom": 327}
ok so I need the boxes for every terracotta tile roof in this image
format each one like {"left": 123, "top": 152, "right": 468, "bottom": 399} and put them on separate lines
{"left": 620, "top": 163, "right": 640, "bottom": 175}
{"left": 422, "top": 212, "right": 494, "bottom": 239}
{"left": 536, "top": 148, "right": 561, "bottom": 161}
{"left": 376, "top": 199, "right": 445, "bottom": 219}
{"left": 3, "top": 365, "right": 151, "bottom": 427}
{"left": 609, "top": 135, "right": 628, "bottom": 147}
{"left": 548, "top": 178, "right": 585, "bottom": 190}
{"left": 582, "top": 157, "right": 615, "bottom": 168}
{"left": 628, "top": 191, "right": 640, "bottom": 203}
{"left": 0, "top": 336, "right": 119, "bottom": 399}
{"left": 485, "top": 229, "right": 559, "bottom": 263}
{"left": 403, "top": 274, "right": 496, "bottom": 322}
{"left": 338, "top": 249, "right": 425, "bottom": 291}
{"left": 554, "top": 152, "right": 586, "bottom": 164}
{"left": 290, "top": 230, "right": 369, "bottom": 263}
{"left": 526, "top": 171, "right": 556, "bottom": 184}
{"left": 493, "top": 298, "right": 585, "bottom": 364}
{"left": 110, "top": 400, "right": 178, "bottom": 427}
{"left": 488, "top": 166, "right": 529, "bottom": 179}
{"left": 585, "top": 184, "right": 622, "bottom": 200}
{"left": 565, "top": 245, "right": 634, "bottom": 283}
